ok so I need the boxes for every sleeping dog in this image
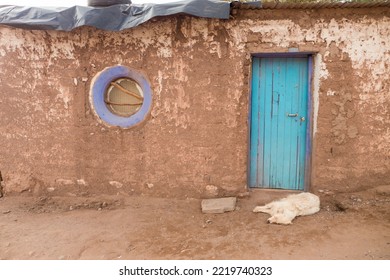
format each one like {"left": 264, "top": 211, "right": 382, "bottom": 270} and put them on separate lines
{"left": 253, "top": 192, "right": 320, "bottom": 225}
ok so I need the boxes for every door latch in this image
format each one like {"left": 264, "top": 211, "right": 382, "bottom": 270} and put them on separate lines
{"left": 287, "top": 113, "right": 298, "bottom": 117}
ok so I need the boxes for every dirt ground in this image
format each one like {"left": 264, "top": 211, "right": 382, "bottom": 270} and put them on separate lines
{"left": 0, "top": 187, "right": 389, "bottom": 260}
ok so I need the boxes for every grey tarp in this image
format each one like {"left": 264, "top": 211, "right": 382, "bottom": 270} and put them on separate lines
{"left": 0, "top": 0, "right": 230, "bottom": 31}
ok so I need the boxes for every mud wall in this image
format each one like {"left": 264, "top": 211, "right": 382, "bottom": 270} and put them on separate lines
{"left": 0, "top": 7, "right": 389, "bottom": 197}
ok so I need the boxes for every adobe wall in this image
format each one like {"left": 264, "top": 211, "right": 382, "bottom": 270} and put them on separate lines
{"left": 0, "top": 7, "right": 389, "bottom": 198}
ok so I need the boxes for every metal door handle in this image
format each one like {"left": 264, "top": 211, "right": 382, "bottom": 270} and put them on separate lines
{"left": 287, "top": 113, "right": 298, "bottom": 117}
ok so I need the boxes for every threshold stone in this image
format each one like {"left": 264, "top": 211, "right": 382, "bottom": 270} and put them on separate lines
{"left": 201, "top": 197, "right": 237, "bottom": 214}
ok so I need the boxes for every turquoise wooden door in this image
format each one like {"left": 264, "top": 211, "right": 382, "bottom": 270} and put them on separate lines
{"left": 249, "top": 56, "right": 310, "bottom": 190}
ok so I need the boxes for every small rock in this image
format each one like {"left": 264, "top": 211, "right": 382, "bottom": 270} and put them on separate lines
{"left": 98, "top": 208, "right": 102, "bottom": 211}
{"left": 55, "top": 179, "right": 74, "bottom": 186}
{"left": 58, "top": 255, "right": 66, "bottom": 260}
{"left": 146, "top": 183, "right": 154, "bottom": 189}
{"left": 73, "top": 78, "right": 78, "bottom": 86}
{"left": 47, "top": 187, "right": 55, "bottom": 192}
{"left": 205, "top": 185, "right": 219, "bottom": 197}
{"left": 2, "top": 210, "right": 11, "bottom": 214}
{"left": 69, "top": 206, "right": 73, "bottom": 211}
{"left": 76, "top": 179, "right": 87, "bottom": 186}
{"left": 109, "top": 181, "right": 123, "bottom": 189}
{"left": 81, "top": 77, "right": 88, "bottom": 82}
{"left": 334, "top": 200, "right": 348, "bottom": 211}
{"left": 67, "top": 192, "right": 77, "bottom": 197}
{"left": 237, "top": 191, "right": 250, "bottom": 198}
{"left": 318, "top": 189, "right": 324, "bottom": 193}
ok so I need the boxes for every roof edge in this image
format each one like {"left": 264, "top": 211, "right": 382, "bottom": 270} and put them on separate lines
{"left": 232, "top": 0, "right": 390, "bottom": 10}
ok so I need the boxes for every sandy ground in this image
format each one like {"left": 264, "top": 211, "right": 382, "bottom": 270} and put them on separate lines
{"left": 0, "top": 187, "right": 389, "bottom": 260}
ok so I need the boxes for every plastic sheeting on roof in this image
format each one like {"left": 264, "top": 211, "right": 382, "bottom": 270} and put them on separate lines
{"left": 237, "top": 0, "right": 390, "bottom": 9}
{"left": 0, "top": 0, "right": 230, "bottom": 31}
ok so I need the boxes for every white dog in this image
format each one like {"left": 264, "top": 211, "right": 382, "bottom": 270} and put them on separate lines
{"left": 253, "top": 192, "right": 320, "bottom": 225}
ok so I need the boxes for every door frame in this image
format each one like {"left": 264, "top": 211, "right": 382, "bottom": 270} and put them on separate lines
{"left": 248, "top": 52, "right": 314, "bottom": 191}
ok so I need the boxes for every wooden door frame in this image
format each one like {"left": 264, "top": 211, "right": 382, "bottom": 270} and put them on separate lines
{"left": 248, "top": 53, "right": 314, "bottom": 191}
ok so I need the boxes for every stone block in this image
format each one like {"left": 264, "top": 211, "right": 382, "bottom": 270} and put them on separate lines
{"left": 201, "top": 197, "right": 237, "bottom": 214}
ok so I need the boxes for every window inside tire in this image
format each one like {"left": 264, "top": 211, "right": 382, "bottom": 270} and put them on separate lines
{"left": 105, "top": 78, "right": 144, "bottom": 117}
